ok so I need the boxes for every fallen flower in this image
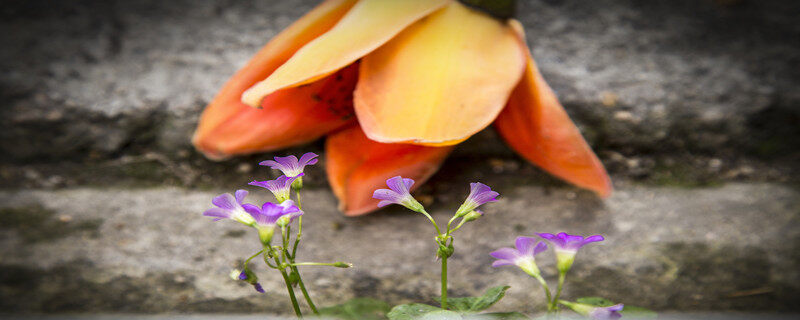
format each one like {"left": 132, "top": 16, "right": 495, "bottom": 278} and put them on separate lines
{"left": 194, "top": 0, "right": 612, "bottom": 215}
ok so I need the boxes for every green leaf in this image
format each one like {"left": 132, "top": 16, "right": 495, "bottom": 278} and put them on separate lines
{"left": 464, "top": 312, "right": 530, "bottom": 319}
{"left": 575, "top": 297, "right": 616, "bottom": 307}
{"left": 621, "top": 305, "right": 657, "bottom": 318}
{"left": 318, "top": 298, "right": 391, "bottom": 320}
{"left": 387, "top": 303, "right": 443, "bottom": 320}
{"left": 434, "top": 286, "right": 511, "bottom": 313}
{"left": 420, "top": 310, "right": 463, "bottom": 320}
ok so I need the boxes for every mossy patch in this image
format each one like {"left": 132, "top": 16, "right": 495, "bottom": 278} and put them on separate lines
{"left": 644, "top": 161, "right": 723, "bottom": 188}
{"left": 0, "top": 205, "right": 103, "bottom": 243}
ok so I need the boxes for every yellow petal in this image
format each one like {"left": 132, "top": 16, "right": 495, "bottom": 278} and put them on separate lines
{"left": 242, "top": 0, "right": 450, "bottom": 107}
{"left": 353, "top": 1, "right": 525, "bottom": 145}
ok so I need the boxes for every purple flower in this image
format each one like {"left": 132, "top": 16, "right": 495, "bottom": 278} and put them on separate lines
{"left": 456, "top": 182, "right": 499, "bottom": 216}
{"left": 561, "top": 301, "right": 623, "bottom": 319}
{"left": 203, "top": 190, "right": 256, "bottom": 226}
{"left": 589, "top": 304, "right": 624, "bottom": 320}
{"left": 236, "top": 270, "right": 265, "bottom": 294}
{"left": 249, "top": 174, "right": 302, "bottom": 203}
{"left": 259, "top": 152, "right": 319, "bottom": 178}
{"left": 242, "top": 201, "right": 303, "bottom": 244}
{"left": 537, "top": 232, "right": 604, "bottom": 272}
{"left": 373, "top": 176, "right": 424, "bottom": 212}
{"left": 490, "top": 236, "right": 548, "bottom": 277}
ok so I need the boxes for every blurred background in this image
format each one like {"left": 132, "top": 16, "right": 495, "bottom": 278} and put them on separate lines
{"left": 1, "top": 0, "right": 798, "bottom": 317}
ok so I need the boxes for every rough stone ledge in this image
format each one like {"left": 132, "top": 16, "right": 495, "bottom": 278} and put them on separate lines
{"left": 1, "top": 0, "right": 798, "bottom": 163}
{"left": 1, "top": 182, "right": 797, "bottom": 314}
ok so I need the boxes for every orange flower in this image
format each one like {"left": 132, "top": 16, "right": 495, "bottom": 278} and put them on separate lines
{"left": 193, "top": 0, "right": 612, "bottom": 216}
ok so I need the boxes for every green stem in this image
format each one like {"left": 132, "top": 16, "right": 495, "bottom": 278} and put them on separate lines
{"left": 267, "top": 252, "right": 302, "bottom": 317}
{"left": 533, "top": 274, "right": 553, "bottom": 312}
{"left": 245, "top": 249, "right": 265, "bottom": 267}
{"left": 291, "top": 265, "right": 319, "bottom": 315}
{"left": 292, "top": 262, "right": 345, "bottom": 267}
{"left": 448, "top": 218, "right": 468, "bottom": 234}
{"left": 441, "top": 255, "right": 448, "bottom": 310}
{"left": 552, "top": 273, "right": 566, "bottom": 311}
{"left": 420, "top": 209, "right": 442, "bottom": 236}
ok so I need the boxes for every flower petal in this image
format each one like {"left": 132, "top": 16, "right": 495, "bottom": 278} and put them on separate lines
{"left": 193, "top": 0, "right": 357, "bottom": 158}
{"left": 354, "top": 2, "right": 525, "bottom": 145}
{"left": 234, "top": 190, "right": 248, "bottom": 204}
{"left": 515, "top": 236, "right": 537, "bottom": 255}
{"left": 194, "top": 62, "right": 360, "bottom": 158}
{"left": 203, "top": 208, "right": 231, "bottom": 220}
{"left": 495, "top": 20, "right": 612, "bottom": 197}
{"left": 242, "top": 0, "right": 449, "bottom": 106}
{"left": 211, "top": 193, "right": 237, "bottom": 210}
{"left": 325, "top": 124, "right": 454, "bottom": 216}
{"left": 489, "top": 248, "right": 520, "bottom": 261}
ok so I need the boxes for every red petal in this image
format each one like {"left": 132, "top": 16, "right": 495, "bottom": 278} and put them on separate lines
{"left": 326, "top": 125, "right": 454, "bottom": 216}
{"left": 196, "top": 63, "right": 359, "bottom": 158}
{"left": 193, "top": 0, "right": 357, "bottom": 159}
{"left": 495, "top": 20, "right": 612, "bottom": 197}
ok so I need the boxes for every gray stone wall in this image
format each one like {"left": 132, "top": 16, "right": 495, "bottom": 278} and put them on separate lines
{"left": 1, "top": 0, "right": 798, "bottom": 316}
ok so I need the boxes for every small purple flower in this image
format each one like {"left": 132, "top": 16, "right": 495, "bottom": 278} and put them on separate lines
{"left": 203, "top": 190, "right": 256, "bottom": 226}
{"left": 537, "top": 232, "right": 604, "bottom": 272}
{"left": 373, "top": 176, "right": 424, "bottom": 212}
{"left": 490, "top": 236, "right": 548, "bottom": 277}
{"left": 589, "top": 304, "right": 624, "bottom": 320}
{"left": 259, "top": 152, "right": 318, "bottom": 178}
{"left": 249, "top": 174, "right": 302, "bottom": 203}
{"left": 236, "top": 270, "right": 265, "bottom": 294}
{"left": 253, "top": 283, "right": 265, "bottom": 294}
{"left": 456, "top": 182, "right": 499, "bottom": 216}
{"left": 242, "top": 201, "right": 303, "bottom": 244}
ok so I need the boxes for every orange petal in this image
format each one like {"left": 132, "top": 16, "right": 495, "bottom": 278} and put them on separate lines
{"left": 354, "top": 1, "right": 525, "bottom": 146}
{"left": 242, "top": 0, "right": 450, "bottom": 107}
{"left": 494, "top": 20, "right": 612, "bottom": 197}
{"left": 193, "top": 0, "right": 358, "bottom": 158}
{"left": 196, "top": 63, "right": 360, "bottom": 158}
{"left": 326, "top": 124, "right": 454, "bottom": 216}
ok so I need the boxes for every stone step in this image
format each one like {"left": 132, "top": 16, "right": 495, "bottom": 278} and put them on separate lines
{"left": 1, "top": 182, "right": 797, "bottom": 314}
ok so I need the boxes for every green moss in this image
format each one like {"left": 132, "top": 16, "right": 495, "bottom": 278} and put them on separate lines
{"left": 0, "top": 206, "right": 103, "bottom": 243}
{"left": 646, "top": 162, "right": 722, "bottom": 188}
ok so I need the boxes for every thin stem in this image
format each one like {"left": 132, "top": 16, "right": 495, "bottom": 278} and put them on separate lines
{"left": 448, "top": 218, "right": 468, "bottom": 234}
{"left": 420, "top": 209, "right": 442, "bottom": 236}
{"left": 533, "top": 275, "right": 553, "bottom": 312}
{"left": 245, "top": 249, "right": 265, "bottom": 267}
{"left": 291, "top": 262, "right": 344, "bottom": 267}
{"left": 291, "top": 190, "right": 303, "bottom": 259}
{"left": 266, "top": 252, "right": 302, "bottom": 317}
{"left": 291, "top": 265, "right": 319, "bottom": 315}
{"left": 441, "top": 255, "right": 448, "bottom": 310}
{"left": 552, "top": 273, "right": 566, "bottom": 311}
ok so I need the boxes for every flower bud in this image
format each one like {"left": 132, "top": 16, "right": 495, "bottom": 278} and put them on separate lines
{"left": 291, "top": 176, "right": 304, "bottom": 190}
{"left": 462, "top": 209, "right": 484, "bottom": 222}
{"left": 333, "top": 262, "right": 353, "bottom": 268}
{"left": 257, "top": 225, "right": 276, "bottom": 246}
